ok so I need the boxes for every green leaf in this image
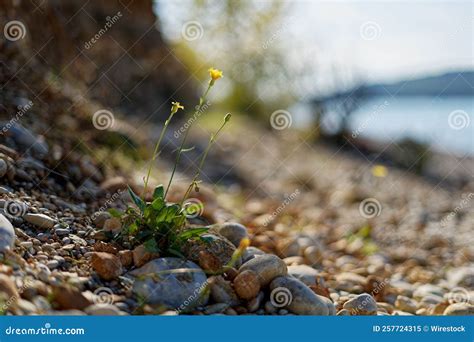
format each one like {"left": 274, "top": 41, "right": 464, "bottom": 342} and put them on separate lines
{"left": 153, "top": 185, "right": 165, "bottom": 200}
{"left": 143, "top": 238, "right": 160, "bottom": 253}
{"left": 108, "top": 208, "right": 123, "bottom": 218}
{"left": 177, "top": 227, "right": 209, "bottom": 241}
{"left": 167, "top": 248, "right": 185, "bottom": 258}
{"left": 128, "top": 186, "right": 145, "bottom": 212}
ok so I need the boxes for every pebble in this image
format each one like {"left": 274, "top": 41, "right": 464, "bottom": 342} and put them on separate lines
{"left": 239, "top": 254, "right": 287, "bottom": 286}
{"left": 54, "top": 228, "right": 71, "bottom": 236}
{"left": 287, "top": 265, "right": 324, "bottom": 286}
{"left": 118, "top": 250, "right": 133, "bottom": 268}
{"left": 0, "top": 214, "right": 15, "bottom": 252}
{"left": 132, "top": 244, "right": 159, "bottom": 268}
{"left": 0, "top": 159, "right": 7, "bottom": 177}
{"left": 203, "top": 303, "right": 229, "bottom": 315}
{"left": 413, "top": 284, "right": 444, "bottom": 299}
{"left": 270, "top": 276, "right": 332, "bottom": 315}
{"left": 91, "top": 252, "right": 123, "bottom": 280}
{"left": 129, "top": 258, "right": 209, "bottom": 310}
{"left": 247, "top": 291, "right": 264, "bottom": 312}
{"left": 208, "top": 276, "right": 240, "bottom": 306}
{"left": 303, "top": 244, "right": 323, "bottom": 265}
{"left": 20, "top": 241, "right": 33, "bottom": 248}
{"left": 46, "top": 260, "right": 59, "bottom": 269}
{"left": 103, "top": 218, "right": 122, "bottom": 234}
{"left": 210, "top": 222, "right": 248, "bottom": 247}
{"left": 0, "top": 274, "right": 19, "bottom": 307}
{"left": 447, "top": 266, "right": 474, "bottom": 288}
{"left": 395, "top": 295, "right": 418, "bottom": 314}
{"left": 52, "top": 285, "right": 91, "bottom": 310}
{"left": 241, "top": 246, "right": 265, "bottom": 264}
{"left": 85, "top": 304, "right": 125, "bottom": 316}
{"left": 233, "top": 270, "right": 261, "bottom": 300}
{"left": 24, "top": 213, "right": 55, "bottom": 229}
{"left": 183, "top": 233, "right": 236, "bottom": 270}
{"left": 443, "top": 302, "right": 474, "bottom": 315}
{"left": 342, "top": 293, "right": 378, "bottom": 315}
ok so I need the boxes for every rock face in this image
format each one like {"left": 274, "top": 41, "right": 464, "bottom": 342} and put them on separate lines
{"left": 269, "top": 276, "right": 333, "bottom": 315}
{"left": 239, "top": 254, "right": 287, "bottom": 286}
{"left": 0, "top": 214, "right": 15, "bottom": 252}
{"left": 210, "top": 222, "right": 248, "bottom": 247}
{"left": 343, "top": 293, "right": 378, "bottom": 315}
{"left": 129, "top": 258, "right": 209, "bottom": 311}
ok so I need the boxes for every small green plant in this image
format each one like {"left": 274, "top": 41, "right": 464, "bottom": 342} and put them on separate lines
{"left": 110, "top": 68, "right": 229, "bottom": 257}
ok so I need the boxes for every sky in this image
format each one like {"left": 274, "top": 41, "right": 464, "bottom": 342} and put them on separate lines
{"left": 157, "top": 0, "right": 473, "bottom": 86}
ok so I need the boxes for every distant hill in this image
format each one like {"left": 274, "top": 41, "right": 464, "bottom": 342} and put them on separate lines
{"left": 363, "top": 70, "right": 474, "bottom": 96}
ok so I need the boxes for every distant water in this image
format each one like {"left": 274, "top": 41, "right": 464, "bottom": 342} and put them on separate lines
{"left": 348, "top": 96, "right": 474, "bottom": 156}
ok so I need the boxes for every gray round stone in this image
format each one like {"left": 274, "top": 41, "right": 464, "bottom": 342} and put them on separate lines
{"left": 129, "top": 257, "right": 209, "bottom": 311}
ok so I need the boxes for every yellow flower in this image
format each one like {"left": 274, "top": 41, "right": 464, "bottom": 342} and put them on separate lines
{"left": 208, "top": 67, "right": 223, "bottom": 82}
{"left": 372, "top": 165, "right": 388, "bottom": 178}
{"left": 238, "top": 237, "right": 250, "bottom": 250}
{"left": 171, "top": 101, "right": 184, "bottom": 115}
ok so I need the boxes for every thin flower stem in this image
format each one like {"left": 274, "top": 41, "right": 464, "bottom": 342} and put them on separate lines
{"left": 181, "top": 114, "right": 230, "bottom": 204}
{"left": 164, "top": 84, "right": 212, "bottom": 199}
{"left": 142, "top": 112, "right": 173, "bottom": 199}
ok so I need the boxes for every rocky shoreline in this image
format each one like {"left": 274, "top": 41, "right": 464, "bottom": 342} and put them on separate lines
{"left": 0, "top": 119, "right": 473, "bottom": 316}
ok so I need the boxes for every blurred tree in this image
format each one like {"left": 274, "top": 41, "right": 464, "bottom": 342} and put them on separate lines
{"left": 158, "top": 0, "right": 296, "bottom": 121}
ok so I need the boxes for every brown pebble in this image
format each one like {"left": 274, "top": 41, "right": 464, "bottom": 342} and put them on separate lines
{"left": 52, "top": 285, "right": 91, "bottom": 310}
{"left": 198, "top": 250, "right": 222, "bottom": 273}
{"left": 132, "top": 244, "right": 159, "bottom": 268}
{"left": 93, "top": 241, "right": 118, "bottom": 254}
{"left": 233, "top": 270, "right": 260, "bottom": 300}
{"left": 0, "top": 274, "right": 19, "bottom": 306}
{"left": 118, "top": 250, "right": 133, "bottom": 268}
{"left": 91, "top": 252, "right": 123, "bottom": 280}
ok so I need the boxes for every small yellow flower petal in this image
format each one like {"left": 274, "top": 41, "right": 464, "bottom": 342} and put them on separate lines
{"left": 208, "top": 67, "right": 223, "bottom": 81}
{"left": 171, "top": 101, "right": 184, "bottom": 114}
{"left": 238, "top": 237, "right": 250, "bottom": 250}
{"left": 372, "top": 165, "right": 388, "bottom": 178}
